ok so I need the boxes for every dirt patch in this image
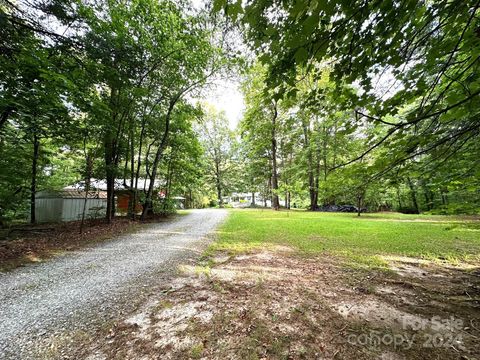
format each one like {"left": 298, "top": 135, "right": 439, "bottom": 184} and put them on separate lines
{"left": 81, "top": 251, "right": 480, "bottom": 359}
{"left": 0, "top": 218, "right": 140, "bottom": 271}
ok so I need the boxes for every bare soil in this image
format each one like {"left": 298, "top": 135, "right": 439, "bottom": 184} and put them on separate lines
{"left": 81, "top": 248, "right": 480, "bottom": 360}
{"left": 0, "top": 218, "right": 140, "bottom": 271}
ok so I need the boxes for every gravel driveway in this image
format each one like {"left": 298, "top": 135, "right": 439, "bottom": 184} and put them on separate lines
{"left": 0, "top": 209, "right": 228, "bottom": 359}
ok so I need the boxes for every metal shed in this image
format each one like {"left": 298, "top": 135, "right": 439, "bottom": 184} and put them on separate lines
{"left": 35, "top": 190, "right": 107, "bottom": 223}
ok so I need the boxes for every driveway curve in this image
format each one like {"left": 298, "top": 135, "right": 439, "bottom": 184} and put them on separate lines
{"left": 0, "top": 209, "right": 228, "bottom": 359}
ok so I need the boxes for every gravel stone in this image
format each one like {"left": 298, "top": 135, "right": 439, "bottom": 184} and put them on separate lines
{"left": 0, "top": 209, "right": 227, "bottom": 359}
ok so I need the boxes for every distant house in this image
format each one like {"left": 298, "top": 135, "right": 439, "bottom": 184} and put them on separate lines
{"left": 223, "top": 192, "right": 271, "bottom": 208}
{"left": 171, "top": 196, "right": 186, "bottom": 209}
{"left": 222, "top": 192, "right": 291, "bottom": 208}
{"left": 35, "top": 190, "right": 107, "bottom": 223}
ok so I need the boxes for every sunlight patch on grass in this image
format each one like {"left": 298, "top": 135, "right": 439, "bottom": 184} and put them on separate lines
{"left": 179, "top": 264, "right": 211, "bottom": 277}
{"left": 337, "top": 251, "right": 391, "bottom": 271}
{"left": 211, "top": 209, "right": 480, "bottom": 267}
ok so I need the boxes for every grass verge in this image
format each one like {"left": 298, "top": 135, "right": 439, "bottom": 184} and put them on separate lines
{"left": 209, "top": 209, "right": 480, "bottom": 268}
{"left": 76, "top": 209, "right": 480, "bottom": 360}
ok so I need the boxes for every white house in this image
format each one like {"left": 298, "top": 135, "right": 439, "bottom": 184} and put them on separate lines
{"left": 223, "top": 192, "right": 290, "bottom": 208}
{"left": 223, "top": 192, "right": 272, "bottom": 208}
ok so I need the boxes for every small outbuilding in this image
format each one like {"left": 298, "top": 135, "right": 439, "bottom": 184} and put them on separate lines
{"left": 35, "top": 190, "right": 107, "bottom": 223}
{"left": 172, "top": 196, "right": 186, "bottom": 209}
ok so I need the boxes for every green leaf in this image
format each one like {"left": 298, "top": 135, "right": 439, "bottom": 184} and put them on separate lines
{"left": 294, "top": 47, "right": 309, "bottom": 64}
{"left": 302, "top": 13, "right": 319, "bottom": 35}
{"left": 264, "top": 26, "right": 276, "bottom": 36}
{"left": 212, "top": 0, "right": 226, "bottom": 13}
{"left": 226, "top": 0, "right": 244, "bottom": 19}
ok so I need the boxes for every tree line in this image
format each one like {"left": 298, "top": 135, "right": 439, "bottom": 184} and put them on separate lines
{"left": 217, "top": 0, "right": 480, "bottom": 215}
{"left": 0, "top": 0, "right": 237, "bottom": 224}
{"left": 1, "top": 0, "right": 479, "bottom": 225}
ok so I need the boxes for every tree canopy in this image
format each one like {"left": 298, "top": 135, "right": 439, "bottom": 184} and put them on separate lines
{"left": 215, "top": 0, "right": 480, "bottom": 214}
{"left": 1, "top": 0, "right": 479, "bottom": 224}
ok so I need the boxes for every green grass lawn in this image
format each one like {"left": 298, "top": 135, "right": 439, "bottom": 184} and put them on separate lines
{"left": 212, "top": 209, "right": 480, "bottom": 267}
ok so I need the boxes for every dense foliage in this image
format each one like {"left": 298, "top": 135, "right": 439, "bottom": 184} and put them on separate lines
{"left": 0, "top": 0, "right": 233, "bottom": 223}
{"left": 1, "top": 0, "right": 478, "bottom": 225}
{"left": 218, "top": 0, "right": 480, "bottom": 214}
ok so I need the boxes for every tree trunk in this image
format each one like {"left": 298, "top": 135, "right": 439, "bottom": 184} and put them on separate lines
{"left": 217, "top": 185, "right": 223, "bottom": 208}
{"left": 251, "top": 192, "right": 255, "bottom": 206}
{"left": 128, "top": 119, "right": 135, "bottom": 219}
{"left": 104, "top": 86, "right": 119, "bottom": 223}
{"left": 141, "top": 99, "right": 176, "bottom": 220}
{"left": 0, "top": 106, "right": 14, "bottom": 132}
{"left": 441, "top": 187, "right": 449, "bottom": 205}
{"left": 314, "top": 161, "right": 320, "bottom": 207}
{"left": 263, "top": 185, "right": 267, "bottom": 207}
{"left": 357, "top": 193, "right": 362, "bottom": 217}
{"left": 30, "top": 134, "right": 39, "bottom": 224}
{"left": 271, "top": 102, "right": 280, "bottom": 210}
{"left": 302, "top": 121, "right": 317, "bottom": 211}
{"left": 215, "top": 156, "right": 223, "bottom": 208}
{"left": 133, "top": 117, "right": 147, "bottom": 220}
{"left": 163, "top": 152, "right": 174, "bottom": 212}
{"left": 141, "top": 144, "right": 161, "bottom": 219}
{"left": 396, "top": 186, "right": 403, "bottom": 209}
{"left": 104, "top": 135, "right": 116, "bottom": 223}
{"left": 80, "top": 153, "right": 93, "bottom": 233}
{"left": 322, "top": 124, "right": 328, "bottom": 184}
{"left": 407, "top": 177, "right": 420, "bottom": 214}
{"left": 422, "top": 182, "right": 432, "bottom": 210}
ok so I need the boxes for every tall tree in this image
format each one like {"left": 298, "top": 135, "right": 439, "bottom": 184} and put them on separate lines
{"left": 218, "top": 0, "right": 480, "bottom": 180}
{"left": 197, "top": 106, "right": 236, "bottom": 208}
{"left": 241, "top": 63, "right": 286, "bottom": 210}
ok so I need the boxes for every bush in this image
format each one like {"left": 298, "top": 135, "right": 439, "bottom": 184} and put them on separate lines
{"left": 153, "top": 198, "right": 177, "bottom": 216}
{"left": 427, "top": 204, "right": 480, "bottom": 215}
{"left": 396, "top": 206, "right": 419, "bottom": 214}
